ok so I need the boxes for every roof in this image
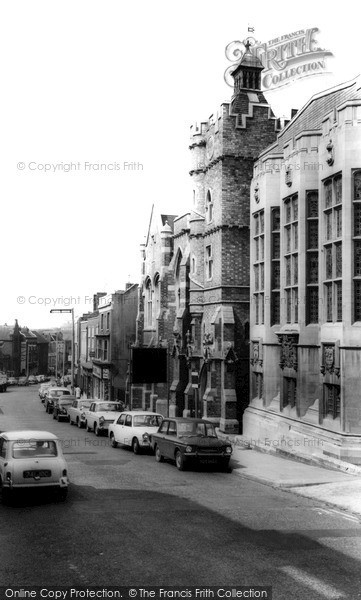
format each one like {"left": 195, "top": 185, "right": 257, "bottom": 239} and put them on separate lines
{"left": 32, "top": 331, "right": 49, "bottom": 344}
{"left": 120, "top": 411, "right": 163, "bottom": 416}
{"left": 1, "top": 430, "right": 59, "bottom": 441}
{"left": 0, "top": 326, "right": 13, "bottom": 341}
{"left": 262, "top": 75, "right": 361, "bottom": 156}
{"left": 160, "top": 214, "right": 177, "bottom": 232}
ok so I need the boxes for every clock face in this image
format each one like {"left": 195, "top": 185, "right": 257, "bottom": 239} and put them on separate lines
{"left": 206, "top": 135, "right": 215, "bottom": 160}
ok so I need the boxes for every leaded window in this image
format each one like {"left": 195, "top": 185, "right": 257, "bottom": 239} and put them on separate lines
{"left": 325, "top": 180, "right": 332, "bottom": 208}
{"left": 307, "top": 288, "right": 319, "bottom": 323}
{"left": 354, "top": 203, "right": 361, "bottom": 236}
{"left": 354, "top": 241, "right": 361, "bottom": 276}
{"left": 335, "top": 176, "right": 342, "bottom": 204}
{"left": 271, "top": 292, "right": 280, "bottom": 325}
{"left": 336, "top": 282, "right": 342, "bottom": 322}
{"left": 307, "top": 254, "right": 318, "bottom": 284}
{"left": 325, "top": 246, "right": 333, "bottom": 279}
{"left": 323, "top": 175, "right": 343, "bottom": 323}
{"left": 306, "top": 190, "right": 319, "bottom": 325}
{"left": 253, "top": 209, "right": 264, "bottom": 325}
{"left": 272, "top": 263, "right": 280, "bottom": 288}
{"left": 271, "top": 207, "right": 281, "bottom": 326}
{"left": 335, "top": 244, "right": 342, "bottom": 278}
{"left": 283, "top": 194, "right": 298, "bottom": 324}
{"left": 354, "top": 280, "right": 361, "bottom": 322}
{"left": 307, "top": 191, "right": 318, "bottom": 217}
{"left": 308, "top": 221, "right": 318, "bottom": 249}
{"left": 355, "top": 171, "right": 361, "bottom": 200}
{"left": 335, "top": 209, "right": 342, "bottom": 238}
{"left": 326, "top": 284, "right": 333, "bottom": 322}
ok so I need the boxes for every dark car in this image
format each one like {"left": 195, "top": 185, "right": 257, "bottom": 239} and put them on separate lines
{"left": 150, "top": 418, "right": 232, "bottom": 471}
{"left": 53, "top": 396, "right": 76, "bottom": 422}
{"left": 45, "top": 388, "right": 72, "bottom": 414}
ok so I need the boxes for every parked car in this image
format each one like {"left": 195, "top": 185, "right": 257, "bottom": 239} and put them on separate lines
{"left": 45, "top": 388, "right": 72, "bottom": 414}
{"left": 39, "top": 383, "right": 53, "bottom": 401}
{"left": 7, "top": 377, "right": 17, "bottom": 386}
{"left": 109, "top": 411, "right": 163, "bottom": 454}
{"left": 27, "top": 375, "right": 37, "bottom": 385}
{"left": 150, "top": 418, "right": 233, "bottom": 471}
{"left": 83, "top": 401, "right": 124, "bottom": 436}
{"left": 68, "top": 399, "right": 93, "bottom": 428}
{"left": 0, "top": 430, "right": 69, "bottom": 503}
{"left": 18, "top": 377, "right": 28, "bottom": 386}
{"left": 53, "top": 396, "right": 76, "bottom": 422}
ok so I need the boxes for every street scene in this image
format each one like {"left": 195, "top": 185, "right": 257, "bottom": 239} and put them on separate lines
{"left": 2, "top": 2, "right": 361, "bottom": 598}
{"left": 1, "top": 385, "right": 361, "bottom": 599}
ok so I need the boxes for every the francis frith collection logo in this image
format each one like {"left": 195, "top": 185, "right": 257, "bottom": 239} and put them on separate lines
{"left": 224, "top": 27, "right": 334, "bottom": 91}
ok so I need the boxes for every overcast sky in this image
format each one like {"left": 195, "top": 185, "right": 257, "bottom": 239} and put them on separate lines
{"left": 1, "top": 0, "right": 359, "bottom": 329}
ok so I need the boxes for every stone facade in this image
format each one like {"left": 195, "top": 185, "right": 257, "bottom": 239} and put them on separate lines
{"left": 131, "top": 209, "right": 176, "bottom": 415}
{"left": 245, "top": 75, "right": 361, "bottom": 464}
{"left": 168, "top": 47, "right": 279, "bottom": 432}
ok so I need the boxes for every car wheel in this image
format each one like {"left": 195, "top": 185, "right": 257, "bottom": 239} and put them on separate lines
{"left": 58, "top": 488, "right": 68, "bottom": 502}
{"left": 85, "top": 422, "right": 91, "bottom": 432}
{"left": 110, "top": 433, "right": 118, "bottom": 448}
{"left": 132, "top": 438, "right": 141, "bottom": 454}
{"left": 175, "top": 450, "right": 186, "bottom": 471}
{"left": 155, "top": 445, "right": 164, "bottom": 463}
{"left": 0, "top": 480, "right": 12, "bottom": 505}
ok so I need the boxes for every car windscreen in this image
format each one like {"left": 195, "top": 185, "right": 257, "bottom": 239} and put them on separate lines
{"left": 51, "top": 390, "right": 70, "bottom": 397}
{"left": 133, "top": 415, "right": 163, "bottom": 427}
{"left": 177, "top": 422, "right": 217, "bottom": 437}
{"left": 12, "top": 440, "right": 58, "bottom": 458}
{"left": 96, "top": 403, "right": 122, "bottom": 411}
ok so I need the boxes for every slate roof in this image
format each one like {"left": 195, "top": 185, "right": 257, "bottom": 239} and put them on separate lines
{"left": 0, "top": 326, "right": 13, "bottom": 341}
{"left": 261, "top": 76, "right": 361, "bottom": 156}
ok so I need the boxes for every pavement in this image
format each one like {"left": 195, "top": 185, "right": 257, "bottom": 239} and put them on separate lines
{"left": 219, "top": 434, "right": 361, "bottom": 518}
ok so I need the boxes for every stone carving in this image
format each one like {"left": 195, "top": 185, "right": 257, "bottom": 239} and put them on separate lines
{"left": 250, "top": 342, "right": 263, "bottom": 367}
{"left": 254, "top": 184, "right": 260, "bottom": 203}
{"left": 276, "top": 333, "right": 298, "bottom": 370}
{"left": 326, "top": 140, "right": 334, "bottom": 166}
{"left": 285, "top": 167, "right": 292, "bottom": 187}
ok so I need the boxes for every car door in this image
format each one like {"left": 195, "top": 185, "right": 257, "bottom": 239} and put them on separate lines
{"left": 163, "top": 420, "right": 177, "bottom": 458}
{"left": 155, "top": 420, "right": 169, "bottom": 456}
{"left": 123, "top": 414, "right": 133, "bottom": 446}
{"left": 114, "top": 414, "right": 126, "bottom": 444}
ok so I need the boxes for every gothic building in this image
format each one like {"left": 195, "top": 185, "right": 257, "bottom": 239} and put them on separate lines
{"left": 245, "top": 75, "right": 361, "bottom": 464}
{"left": 168, "top": 45, "right": 279, "bottom": 432}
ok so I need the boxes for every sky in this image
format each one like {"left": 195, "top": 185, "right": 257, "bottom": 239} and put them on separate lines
{"left": 1, "top": 0, "right": 359, "bottom": 329}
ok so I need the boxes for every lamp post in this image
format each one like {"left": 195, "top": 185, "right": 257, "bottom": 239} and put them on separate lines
{"left": 50, "top": 308, "right": 75, "bottom": 394}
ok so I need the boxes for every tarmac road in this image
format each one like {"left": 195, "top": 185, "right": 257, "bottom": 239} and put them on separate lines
{"left": 1, "top": 386, "right": 361, "bottom": 600}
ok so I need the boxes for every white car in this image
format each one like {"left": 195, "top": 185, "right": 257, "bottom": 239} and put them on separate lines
{"left": 83, "top": 401, "right": 124, "bottom": 436}
{"left": 109, "top": 411, "right": 163, "bottom": 454}
{"left": 68, "top": 399, "right": 93, "bottom": 428}
{"left": 0, "top": 430, "right": 69, "bottom": 504}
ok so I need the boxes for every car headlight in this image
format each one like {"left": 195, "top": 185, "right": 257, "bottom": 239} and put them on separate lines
{"left": 225, "top": 446, "right": 232, "bottom": 454}
{"left": 185, "top": 446, "right": 193, "bottom": 453}
{"left": 80, "top": 412, "right": 85, "bottom": 420}
{"left": 99, "top": 416, "right": 105, "bottom": 424}
{"left": 142, "top": 433, "right": 149, "bottom": 441}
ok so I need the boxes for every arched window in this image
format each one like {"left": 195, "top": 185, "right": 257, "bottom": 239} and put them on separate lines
{"left": 145, "top": 278, "right": 153, "bottom": 327}
{"left": 175, "top": 251, "right": 182, "bottom": 310}
{"left": 154, "top": 273, "right": 161, "bottom": 319}
{"left": 206, "top": 190, "right": 213, "bottom": 223}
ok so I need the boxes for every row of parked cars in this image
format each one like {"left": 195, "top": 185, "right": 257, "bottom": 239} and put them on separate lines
{"left": 0, "top": 385, "right": 234, "bottom": 505}
{"left": 8, "top": 374, "right": 48, "bottom": 386}
{"left": 40, "top": 385, "right": 234, "bottom": 472}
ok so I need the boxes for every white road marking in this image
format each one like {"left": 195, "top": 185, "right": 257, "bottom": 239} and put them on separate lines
{"left": 280, "top": 566, "right": 346, "bottom": 598}
{"left": 312, "top": 507, "right": 360, "bottom": 523}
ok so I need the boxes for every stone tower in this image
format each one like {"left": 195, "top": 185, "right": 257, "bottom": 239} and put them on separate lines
{"left": 181, "top": 43, "right": 279, "bottom": 432}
